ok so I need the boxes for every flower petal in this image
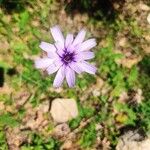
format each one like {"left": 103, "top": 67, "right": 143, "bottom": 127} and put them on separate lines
{"left": 79, "top": 61, "right": 97, "bottom": 74}
{"left": 47, "top": 64, "right": 59, "bottom": 75}
{"left": 72, "top": 29, "right": 86, "bottom": 46}
{"left": 53, "top": 65, "right": 65, "bottom": 87}
{"left": 80, "top": 38, "right": 96, "bottom": 51}
{"left": 35, "top": 58, "right": 54, "bottom": 69}
{"left": 46, "top": 59, "right": 63, "bottom": 75}
{"left": 55, "top": 42, "right": 64, "bottom": 57}
{"left": 65, "top": 34, "right": 73, "bottom": 48}
{"left": 66, "top": 44, "right": 76, "bottom": 53}
{"left": 39, "top": 42, "right": 56, "bottom": 53}
{"left": 66, "top": 67, "right": 75, "bottom": 87}
{"left": 50, "top": 25, "right": 64, "bottom": 48}
{"left": 69, "top": 62, "right": 83, "bottom": 74}
{"left": 75, "top": 51, "right": 94, "bottom": 61}
{"left": 39, "top": 42, "right": 57, "bottom": 58}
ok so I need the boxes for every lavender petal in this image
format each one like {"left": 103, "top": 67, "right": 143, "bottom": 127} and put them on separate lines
{"left": 39, "top": 42, "right": 57, "bottom": 58}
{"left": 66, "top": 45, "right": 75, "bottom": 53}
{"left": 53, "top": 65, "right": 65, "bottom": 87}
{"left": 65, "top": 34, "right": 73, "bottom": 48}
{"left": 72, "top": 29, "right": 86, "bottom": 46}
{"left": 55, "top": 42, "right": 64, "bottom": 57}
{"left": 66, "top": 67, "right": 75, "bottom": 87}
{"left": 69, "top": 62, "right": 83, "bottom": 74}
{"left": 75, "top": 51, "right": 95, "bottom": 61}
{"left": 46, "top": 59, "right": 63, "bottom": 75}
{"left": 79, "top": 61, "right": 97, "bottom": 74}
{"left": 50, "top": 25, "right": 64, "bottom": 49}
{"left": 80, "top": 38, "right": 96, "bottom": 51}
{"left": 35, "top": 58, "right": 54, "bottom": 69}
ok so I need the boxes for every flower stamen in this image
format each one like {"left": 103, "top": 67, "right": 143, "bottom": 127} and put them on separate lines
{"left": 62, "top": 51, "right": 74, "bottom": 65}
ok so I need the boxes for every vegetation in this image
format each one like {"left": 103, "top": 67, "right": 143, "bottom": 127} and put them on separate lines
{"left": 0, "top": 0, "right": 149, "bottom": 149}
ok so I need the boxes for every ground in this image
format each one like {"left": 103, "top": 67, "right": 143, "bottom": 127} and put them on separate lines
{"left": 0, "top": 0, "right": 150, "bottom": 149}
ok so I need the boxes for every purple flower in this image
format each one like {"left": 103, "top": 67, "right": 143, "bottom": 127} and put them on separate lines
{"left": 35, "top": 25, "right": 97, "bottom": 87}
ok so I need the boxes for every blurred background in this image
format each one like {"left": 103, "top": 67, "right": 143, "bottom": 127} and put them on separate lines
{"left": 0, "top": 0, "right": 150, "bottom": 149}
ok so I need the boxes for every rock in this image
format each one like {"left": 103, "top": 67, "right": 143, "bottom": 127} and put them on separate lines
{"left": 53, "top": 123, "right": 70, "bottom": 138}
{"left": 95, "top": 124, "right": 103, "bottom": 131}
{"left": 143, "top": 46, "right": 150, "bottom": 54}
{"left": 37, "top": 100, "right": 50, "bottom": 113}
{"left": 14, "top": 91, "right": 30, "bottom": 109}
{"left": 101, "top": 138, "right": 111, "bottom": 150}
{"left": 116, "top": 130, "right": 150, "bottom": 150}
{"left": 81, "top": 78, "right": 104, "bottom": 101}
{"left": 60, "top": 140, "right": 72, "bottom": 150}
{"left": 0, "top": 40, "right": 9, "bottom": 51}
{"left": 50, "top": 98, "right": 78, "bottom": 123}
{"left": 147, "top": 13, "right": 150, "bottom": 24}
{"left": 92, "top": 78, "right": 104, "bottom": 97}
{"left": 133, "top": 89, "right": 143, "bottom": 104}
{"left": 6, "top": 127, "right": 27, "bottom": 150}
{"left": 143, "top": 35, "right": 150, "bottom": 42}
{"left": 120, "top": 57, "right": 142, "bottom": 68}
{"left": 0, "top": 83, "right": 12, "bottom": 94}
{"left": 141, "top": 139, "right": 150, "bottom": 150}
{"left": 139, "top": 3, "right": 150, "bottom": 11}
{"left": 118, "top": 91, "right": 129, "bottom": 103}
{"left": 118, "top": 37, "right": 127, "bottom": 47}
{"left": 23, "top": 111, "right": 44, "bottom": 130}
{"left": 0, "top": 101, "right": 5, "bottom": 111}
{"left": 93, "top": 90, "right": 101, "bottom": 97}
{"left": 21, "top": 100, "right": 50, "bottom": 131}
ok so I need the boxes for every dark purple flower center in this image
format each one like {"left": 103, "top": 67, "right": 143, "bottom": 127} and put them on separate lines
{"left": 61, "top": 51, "right": 75, "bottom": 65}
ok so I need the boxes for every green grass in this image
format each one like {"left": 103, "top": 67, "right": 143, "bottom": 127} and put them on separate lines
{"left": 21, "top": 133, "right": 60, "bottom": 150}
{"left": 0, "top": 126, "right": 8, "bottom": 150}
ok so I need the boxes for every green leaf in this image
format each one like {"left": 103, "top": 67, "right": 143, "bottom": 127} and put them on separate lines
{"left": 114, "top": 102, "right": 136, "bottom": 125}
{"left": 0, "top": 61, "right": 10, "bottom": 69}
{"left": 11, "top": 41, "right": 27, "bottom": 53}
{"left": 0, "top": 127, "right": 8, "bottom": 150}
{"left": 79, "top": 123, "right": 96, "bottom": 148}
{"left": 19, "top": 11, "right": 29, "bottom": 32}
{"left": 128, "top": 66, "right": 138, "bottom": 87}
{"left": 21, "top": 133, "right": 60, "bottom": 150}
{"left": 69, "top": 117, "right": 81, "bottom": 129}
{"left": 0, "top": 113, "right": 19, "bottom": 127}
